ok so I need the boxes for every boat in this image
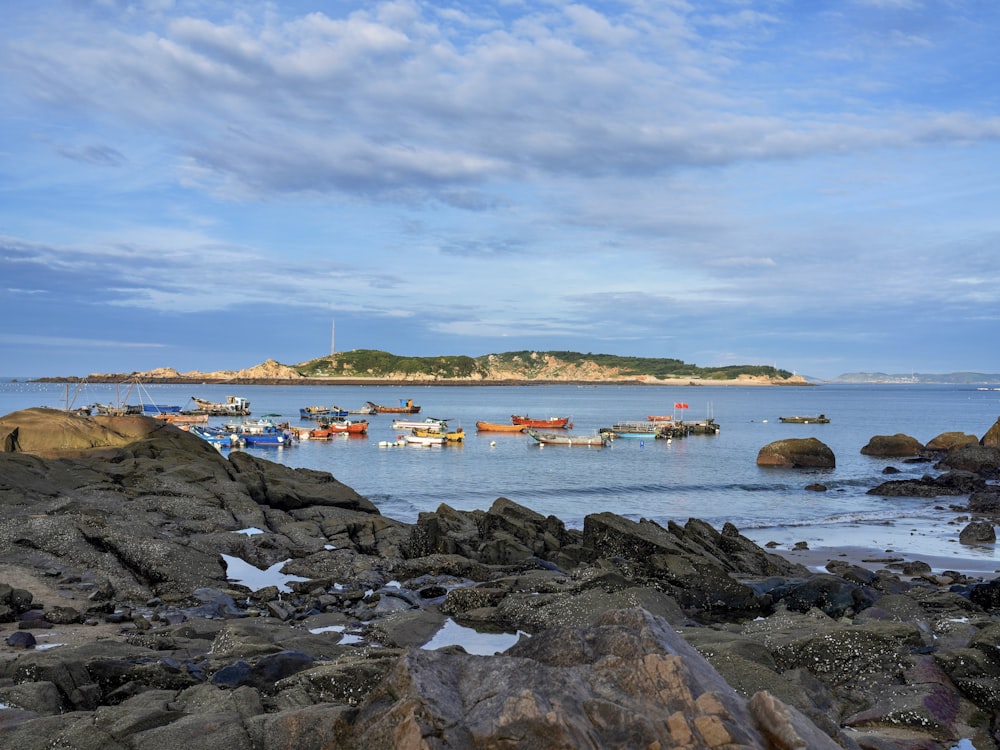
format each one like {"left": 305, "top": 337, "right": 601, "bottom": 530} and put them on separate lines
{"left": 347, "top": 404, "right": 378, "bottom": 415}
{"left": 367, "top": 398, "right": 421, "bottom": 414}
{"left": 226, "top": 419, "right": 295, "bottom": 446}
{"left": 189, "top": 396, "right": 251, "bottom": 416}
{"left": 413, "top": 425, "right": 464, "bottom": 442}
{"left": 92, "top": 403, "right": 144, "bottom": 416}
{"left": 392, "top": 418, "right": 449, "bottom": 432}
{"left": 779, "top": 415, "right": 830, "bottom": 424}
{"left": 475, "top": 421, "right": 526, "bottom": 433}
{"left": 300, "top": 405, "right": 349, "bottom": 419}
{"left": 403, "top": 433, "right": 446, "bottom": 446}
{"left": 189, "top": 425, "right": 245, "bottom": 449}
{"left": 141, "top": 403, "right": 181, "bottom": 414}
{"left": 602, "top": 421, "right": 662, "bottom": 439}
{"left": 525, "top": 429, "right": 609, "bottom": 447}
{"left": 316, "top": 417, "right": 368, "bottom": 435}
{"left": 511, "top": 415, "right": 572, "bottom": 429}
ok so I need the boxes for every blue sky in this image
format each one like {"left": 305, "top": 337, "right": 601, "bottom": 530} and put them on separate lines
{"left": 2, "top": 0, "right": 998, "bottom": 379}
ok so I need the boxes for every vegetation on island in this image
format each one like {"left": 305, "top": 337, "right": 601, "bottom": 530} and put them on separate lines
{"left": 295, "top": 349, "right": 795, "bottom": 381}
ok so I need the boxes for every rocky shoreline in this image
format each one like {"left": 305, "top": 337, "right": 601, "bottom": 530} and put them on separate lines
{"left": 1, "top": 407, "right": 1000, "bottom": 748}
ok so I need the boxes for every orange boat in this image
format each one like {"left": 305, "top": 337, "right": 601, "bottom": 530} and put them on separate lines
{"left": 317, "top": 418, "right": 368, "bottom": 435}
{"left": 646, "top": 415, "right": 674, "bottom": 422}
{"left": 511, "top": 415, "right": 572, "bottom": 429}
{"left": 476, "top": 421, "right": 526, "bottom": 433}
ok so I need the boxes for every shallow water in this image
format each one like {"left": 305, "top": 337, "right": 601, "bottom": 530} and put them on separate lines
{"left": 5, "top": 379, "right": 1000, "bottom": 566}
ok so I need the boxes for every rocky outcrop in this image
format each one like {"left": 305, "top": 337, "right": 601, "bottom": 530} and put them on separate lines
{"left": 926, "top": 431, "right": 981, "bottom": 452}
{"left": 7, "top": 408, "right": 1000, "bottom": 748}
{"left": 860, "top": 433, "right": 924, "bottom": 457}
{"left": 756, "top": 437, "right": 835, "bottom": 467}
{"left": 982, "top": 417, "right": 1000, "bottom": 447}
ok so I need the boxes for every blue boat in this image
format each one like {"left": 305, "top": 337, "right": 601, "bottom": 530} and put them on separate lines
{"left": 300, "top": 405, "right": 349, "bottom": 419}
{"left": 142, "top": 403, "right": 181, "bottom": 414}
{"left": 228, "top": 419, "right": 295, "bottom": 446}
{"left": 189, "top": 425, "right": 244, "bottom": 449}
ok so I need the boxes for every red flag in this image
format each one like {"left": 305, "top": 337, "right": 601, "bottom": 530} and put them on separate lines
{"left": 674, "top": 402, "right": 689, "bottom": 409}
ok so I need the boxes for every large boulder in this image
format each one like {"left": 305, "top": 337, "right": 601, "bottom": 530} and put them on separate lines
{"left": 337, "top": 608, "right": 843, "bottom": 749}
{"left": 925, "top": 431, "right": 980, "bottom": 452}
{"left": 860, "top": 433, "right": 923, "bottom": 457}
{"left": 756, "top": 437, "right": 835, "bottom": 468}
{"left": 981, "top": 417, "right": 1000, "bottom": 447}
{"left": 936, "top": 444, "right": 1000, "bottom": 477}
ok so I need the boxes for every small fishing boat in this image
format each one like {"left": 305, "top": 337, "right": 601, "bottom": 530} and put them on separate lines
{"left": 141, "top": 403, "right": 181, "bottom": 414}
{"left": 475, "top": 421, "right": 526, "bottom": 433}
{"left": 226, "top": 419, "right": 295, "bottom": 446}
{"left": 189, "top": 425, "right": 245, "bottom": 449}
{"left": 300, "top": 405, "right": 349, "bottom": 419}
{"left": 511, "top": 415, "right": 572, "bottom": 429}
{"left": 392, "top": 417, "right": 449, "bottom": 431}
{"left": 347, "top": 404, "right": 378, "bottom": 415}
{"left": 602, "top": 421, "right": 661, "bottom": 439}
{"left": 367, "top": 399, "right": 421, "bottom": 414}
{"left": 413, "top": 425, "right": 464, "bottom": 442}
{"left": 317, "top": 418, "right": 368, "bottom": 435}
{"left": 403, "top": 433, "right": 446, "bottom": 446}
{"left": 190, "top": 396, "right": 251, "bottom": 416}
{"left": 779, "top": 414, "right": 830, "bottom": 424}
{"left": 525, "top": 429, "right": 609, "bottom": 447}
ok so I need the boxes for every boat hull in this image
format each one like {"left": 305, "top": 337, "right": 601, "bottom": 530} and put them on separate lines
{"left": 526, "top": 429, "right": 608, "bottom": 447}
{"left": 476, "top": 421, "right": 526, "bottom": 433}
{"left": 779, "top": 415, "right": 830, "bottom": 424}
{"left": 511, "top": 415, "right": 572, "bottom": 429}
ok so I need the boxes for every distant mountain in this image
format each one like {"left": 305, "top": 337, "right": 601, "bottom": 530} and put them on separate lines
{"left": 833, "top": 372, "right": 1000, "bottom": 384}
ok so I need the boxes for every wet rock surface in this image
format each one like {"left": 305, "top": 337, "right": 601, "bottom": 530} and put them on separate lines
{"left": 2, "top": 408, "right": 1000, "bottom": 747}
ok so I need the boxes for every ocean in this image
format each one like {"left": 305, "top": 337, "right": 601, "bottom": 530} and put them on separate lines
{"left": 4, "top": 379, "right": 1000, "bottom": 571}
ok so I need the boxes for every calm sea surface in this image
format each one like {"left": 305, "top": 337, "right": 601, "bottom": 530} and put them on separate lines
{"left": 4, "top": 380, "right": 1000, "bottom": 565}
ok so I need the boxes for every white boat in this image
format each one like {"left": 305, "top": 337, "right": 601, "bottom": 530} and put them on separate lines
{"left": 391, "top": 418, "right": 449, "bottom": 432}
{"left": 404, "top": 433, "right": 446, "bottom": 446}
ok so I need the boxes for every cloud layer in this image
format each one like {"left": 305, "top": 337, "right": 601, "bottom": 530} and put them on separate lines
{"left": 2, "top": 1, "right": 998, "bottom": 377}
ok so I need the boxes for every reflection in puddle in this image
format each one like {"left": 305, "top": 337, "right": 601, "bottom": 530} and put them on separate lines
{"left": 221, "top": 554, "right": 309, "bottom": 593}
{"left": 423, "top": 618, "right": 528, "bottom": 655}
{"left": 308, "top": 624, "right": 363, "bottom": 644}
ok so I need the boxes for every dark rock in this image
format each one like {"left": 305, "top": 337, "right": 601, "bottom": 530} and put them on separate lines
{"left": 756, "top": 437, "right": 836, "bottom": 468}
{"left": 805, "top": 483, "right": 827, "bottom": 492}
{"left": 860, "top": 433, "right": 924, "bottom": 457}
{"left": 5, "top": 631, "right": 36, "bottom": 649}
{"left": 868, "top": 471, "right": 987, "bottom": 498}
{"left": 969, "top": 491, "right": 1000, "bottom": 514}
{"left": 959, "top": 520, "right": 996, "bottom": 545}
{"left": 936, "top": 444, "right": 1000, "bottom": 477}
{"left": 768, "top": 574, "right": 876, "bottom": 618}
{"left": 981, "top": 417, "right": 1000, "bottom": 448}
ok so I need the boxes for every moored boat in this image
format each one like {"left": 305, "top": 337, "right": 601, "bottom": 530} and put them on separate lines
{"left": 413, "top": 425, "right": 464, "bottom": 442}
{"left": 189, "top": 425, "right": 245, "bottom": 449}
{"left": 300, "top": 405, "right": 348, "bottom": 419}
{"left": 602, "top": 421, "right": 661, "bottom": 439}
{"left": 392, "top": 417, "right": 449, "bottom": 432}
{"left": 525, "top": 429, "right": 609, "bottom": 447}
{"left": 511, "top": 415, "right": 572, "bottom": 429}
{"left": 403, "top": 433, "right": 446, "bottom": 446}
{"left": 317, "top": 417, "right": 368, "bottom": 435}
{"left": 141, "top": 403, "right": 181, "bottom": 414}
{"left": 475, "top": 421, "right": 526, "bottom": 433}
{"left": 779, "top": 414, "right": 830, "bottom": 424}
{"left": 190, "top": 396, "right": 251, "bottom": 416}
{"left": 226, "top": 419, "right": 295, "bottom": 446}
{"left": 368, "top": 398, "right": 421, "bottom": 414}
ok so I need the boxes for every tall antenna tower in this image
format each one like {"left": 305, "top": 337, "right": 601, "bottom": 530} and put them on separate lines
{"left": 330, "top": 320, "right": 336, "bottom": 356}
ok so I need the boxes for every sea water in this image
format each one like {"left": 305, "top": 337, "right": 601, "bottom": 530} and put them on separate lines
{"left": 4, "top": 380, "right": 1000, "bottom": 569}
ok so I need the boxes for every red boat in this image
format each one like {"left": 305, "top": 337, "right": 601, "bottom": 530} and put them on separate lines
{"left": 511, "top": 415, "right": 572, "bottom": 429}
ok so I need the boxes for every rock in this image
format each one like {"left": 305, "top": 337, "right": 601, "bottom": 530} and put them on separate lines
{"left": 981, "top": 417, "right": 1000, "bottom": 447}
{"left": 338, "top": 608, "right": 843, "bottom": 749}
{"left": 860, "top": 433, "right": 924, "bottom": 457}
{"left": 925, "top": 431, "right": 980, "bottom": 452}
{"left": 936, "top": 444, "right": 1000, "bottom": 477}
{"left": 868, "top": 471, "right": 987, "bottom": 498}
{"left": 959, "top": 520, "right": 996, "bottom": 545}
{"left": 756, "top": 437, "right": 835, "bottom": 468}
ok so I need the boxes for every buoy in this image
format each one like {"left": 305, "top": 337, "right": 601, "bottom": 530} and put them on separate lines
{"left": 490, "top": 441, "right": 496, "bottom": 447}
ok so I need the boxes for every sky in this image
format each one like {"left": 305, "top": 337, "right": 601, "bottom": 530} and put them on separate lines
{"left": 2, "top": 0, "right": 999, "bottom": 380}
